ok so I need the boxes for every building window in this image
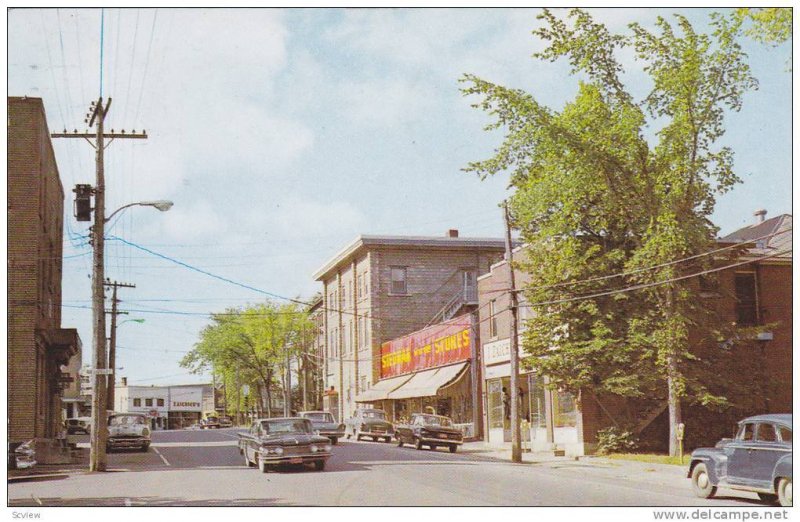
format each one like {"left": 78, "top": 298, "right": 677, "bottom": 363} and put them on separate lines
{"left": 357, "top": 273, "right": 363, "bottom": 299}
{"left": 157, "top": 398, "right": 164, "bottom": 407}
{"left": 133, "top": 398, "right": 141, "bottom": 407}
{"left": 489, "top": 300, "right": 498, "bottom": 338}
{"left": 145, "top": 398, "right": 153, "bottom": 407}
{"left": 734, "top": 272, "right": 758, "bottom": 326}
{"left": 390, "top": 267, "right": 407, "bottom": 294}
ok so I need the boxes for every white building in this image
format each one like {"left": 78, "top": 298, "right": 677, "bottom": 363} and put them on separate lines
{"left": 115, "top": 380, "right": 215, "bottom": 430}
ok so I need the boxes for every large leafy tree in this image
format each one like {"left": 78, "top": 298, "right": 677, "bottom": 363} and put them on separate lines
{"left": 181, "top": 301, "right": 314, "bottom": 418}
{"left": 462, "top": 9, "right": 758, "bottom": 455}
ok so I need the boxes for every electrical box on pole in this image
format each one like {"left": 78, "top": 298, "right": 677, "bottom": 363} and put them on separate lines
{"left": 73, "top": 184, "right": 94, "bottom": 221}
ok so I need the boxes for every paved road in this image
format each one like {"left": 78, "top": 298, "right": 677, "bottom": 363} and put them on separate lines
{"left": 8, "top": 428, "right": 771, "bottom": 507}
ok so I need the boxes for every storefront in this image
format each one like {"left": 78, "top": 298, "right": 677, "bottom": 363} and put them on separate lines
{"left": 355, "top": 314, "right": 478, "bottom": 435}
{"left": 482, "top": 338, "right": 579, "bottom": 453}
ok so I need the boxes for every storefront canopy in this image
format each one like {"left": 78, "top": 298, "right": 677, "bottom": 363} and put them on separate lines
{"left": 354, "top": 373, "right": 414, "bottom": 403}
{"left": 386, "top": 362, "right": 469, "bottom": 400}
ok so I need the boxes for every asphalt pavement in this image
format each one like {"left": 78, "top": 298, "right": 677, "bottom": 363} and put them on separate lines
{"left": 7, "top": 427, "right": 772, "bottom": 507}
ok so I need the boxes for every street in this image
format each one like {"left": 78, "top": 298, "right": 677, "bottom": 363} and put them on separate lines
{"left": 8, "top": 428, "right": 770, "bottom": 507}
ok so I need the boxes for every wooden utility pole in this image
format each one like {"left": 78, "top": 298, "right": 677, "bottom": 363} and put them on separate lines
{"left": 52, "top": 97, "right": 147, "bottom": 471}
{"left": 503, "top": 202, "right": 522, "bottom": 463}
{"left": 104, "top": 280, "right": 135, "bottom": 412}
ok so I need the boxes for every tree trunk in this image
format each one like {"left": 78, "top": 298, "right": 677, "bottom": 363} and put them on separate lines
{"left": 667, "top": 357, "right": 683, "bottom": 457}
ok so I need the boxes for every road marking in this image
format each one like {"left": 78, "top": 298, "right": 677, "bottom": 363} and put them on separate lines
{"left": 152, "top": 447, "right": 170, "bottom": 466}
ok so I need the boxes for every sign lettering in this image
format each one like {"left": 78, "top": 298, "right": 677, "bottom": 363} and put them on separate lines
{"left": 380, "top": 315, "right": 471, "bottom": 378}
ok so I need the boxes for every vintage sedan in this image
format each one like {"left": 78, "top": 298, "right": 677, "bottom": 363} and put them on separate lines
{"left": 299, "top": 411, "right": 345, "bottom": 445}
{"left": 65, "top": 416, "right": 91, "bottom": 435}
{"left": 395, "top": 413, "right": 464, "bottom": 453}
{"left": 689, "top": 414, "right": 792, "bottom": 507}
{"left": 239, "top": 417, "right": 331, "bottom": 473}
{"left": 106, "top": 413, "right": 151, "bottom": 452}
{"left": 345, "top": 408, "right": 394, "bottom": 442}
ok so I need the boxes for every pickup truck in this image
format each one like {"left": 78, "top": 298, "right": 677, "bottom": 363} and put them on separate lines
{"left": 395, "top": 413, "right": 463, "bottom": 453}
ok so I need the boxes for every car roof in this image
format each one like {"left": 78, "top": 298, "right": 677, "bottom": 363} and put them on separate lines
{"left": 298, "top": 411, "right": 329, "bottom": 415}
{"left": 740, "top": 414, "right": 792, "bottom": 426}
{"left": 256, "top": 417, "right": 308, "bottom": 422}
{"left": 358, "top": 408, "right": 385, "bottom": 412}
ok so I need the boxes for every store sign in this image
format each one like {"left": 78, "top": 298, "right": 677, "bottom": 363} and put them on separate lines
{"left": 381, "top": 315, "right": 471, "bottom": 378}
{"left": 170, "top": 387, "right": 203, "bottom": 411}
{"left": 483, "top": 338, "right": 511, "bottom": 366}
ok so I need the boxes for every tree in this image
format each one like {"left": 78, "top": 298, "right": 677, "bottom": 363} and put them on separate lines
{"left": 462, "top": 9, "right": 758, "bottom": 455}
{"left": 181, "top": 301, "right": 314, "bottom": 419}
{"left": 735, "top": 8, "right": 792, "bottom": 46}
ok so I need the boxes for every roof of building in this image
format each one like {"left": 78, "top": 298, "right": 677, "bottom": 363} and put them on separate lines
{"left": 718, "top": 213, "right": 792, "bottom": 261}
{"left": 313, "top": 234, "right": 508, "bottom": 281}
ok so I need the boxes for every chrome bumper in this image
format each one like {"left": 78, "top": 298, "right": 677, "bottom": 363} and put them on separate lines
{"left": 108, "top": 438, "right": 149, "bottom": 448}
{"left": 421, "top": 437, "right": 463, "bottom": 445}
{"left": 258, "top": 453, "right": 331, "bottom": 464}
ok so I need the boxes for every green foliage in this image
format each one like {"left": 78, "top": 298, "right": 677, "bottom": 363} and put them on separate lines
{"left": 596, "top": 426, "right": 639, "bottom": 455}
{"left": 736, "top": 8, "right": 792, "bottom": 46}
{"left": 461, "top": 9, "right": 761, "bottom": 451}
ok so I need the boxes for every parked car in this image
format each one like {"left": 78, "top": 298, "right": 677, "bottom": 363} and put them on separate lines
{"left": 345, "top": 408, "right": 394, "bottom": 442}
{"left": 7, "top": 440, "right": 36, "bottom": 470}
{"left": 107, "top": 413, "right": 151, "bottom": 452}
{"left": 219, "top": 416, "right": 233, "bottom": 428}
{"left": 395, "top": 413, "right": 464, "bottom": 453}
{"left": 299, "top": 411, "right": 345, "bottom": 445}
{"left": 238, "top": 417, "right": 331, "bottom": 473}
{"left": 201, "top": 412, "right": 221, "bottom": 429}
{"left": 64, "top": 416, "right": 91, "bottom": 435}
{"left": 688, "top": 414, "right": 792, "bottom": 507}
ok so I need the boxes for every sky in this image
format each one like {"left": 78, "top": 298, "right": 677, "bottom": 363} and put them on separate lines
{"left": 7, "top": 7, "right": 792, "bottom": 386}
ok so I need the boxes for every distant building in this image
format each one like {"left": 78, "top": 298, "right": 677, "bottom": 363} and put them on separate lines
{"left": 8, "top": 97, "right": 82, "bottom": 456}
{"left": 114, "top": 380, "right": 215, "bottom": 429}
{"left": 312, "top": 230, "right": 507, "bottom": 423}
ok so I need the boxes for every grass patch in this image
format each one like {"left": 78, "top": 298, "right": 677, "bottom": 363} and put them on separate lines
{"left": 604, "top": 453, "right": 687, "bottom": 466}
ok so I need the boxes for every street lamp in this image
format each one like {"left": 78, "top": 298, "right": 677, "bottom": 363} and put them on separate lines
{"left": 107, "top": 318, "right": 145, "bottom": 411}
{"left": 89, "top": 200, "right": 171, "bottom": 472}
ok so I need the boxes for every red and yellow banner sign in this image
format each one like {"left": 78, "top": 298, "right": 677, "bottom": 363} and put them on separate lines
{"left": 380, "top": 315, "right": 472, "bottom": 378}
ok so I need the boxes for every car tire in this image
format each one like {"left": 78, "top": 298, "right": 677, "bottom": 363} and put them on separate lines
{"left": 415, "top": 438, "right": 423, "bottom": 450}
{"left": 449, "top": 445, "right": 457, "bottom": 453}
{"left": 141, "top": 444, "right": 149, "bottom": 453}
{"left": 691, "top": 463, "right": 717, "bottom": 499}
{"left": 431, "top": 445, "right": 437, "bottom": 451}
{"left": 331, "top": 437, "right": 338, "bottom": 445}
{"left": 778, "top": 478, "right": 792, "bottom": 507}
{"left": 384, "top": 437, "right": 391, "bottom": 443}
{"left": 244, "top": 449, "right": 255, "bottom": 468}
{"left": 397, "top": 436, "right": 404, "bottom": 448}
{"left": 372, "top": 436, "right": 377, "bottom": 442}
{"left": 758, "top": 493, "right": 779, "bottom": 504}
{"left": 314, "top": 460, "right": 326, "bottom": 471}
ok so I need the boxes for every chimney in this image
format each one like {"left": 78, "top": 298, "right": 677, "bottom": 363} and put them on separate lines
{"left": 754, "top": 209, "right": 767, "bottom": 225}
{"left": 121, "top": 377, "right": 127, "bottom": 387}
{"left": 446, "top": 229, "right": 459, "bottom": 238}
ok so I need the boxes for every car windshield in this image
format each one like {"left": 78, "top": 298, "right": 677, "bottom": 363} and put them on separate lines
{"left": 206, "top": 416, "right": 219, "bottom": 422}
{"left": 303, "top": 413, "right": 334, "bottom": 423}
{"left": 261, "top": 419, "right": 311, "bottom": 434}
{"left": 362, "top": 411, "right": 386, "bottom": 420}
{"left": 109, "top": 415, "right": 146, "bottom": 426}
{"left": 421, "top": 415, "right": 453, "bottom": 427}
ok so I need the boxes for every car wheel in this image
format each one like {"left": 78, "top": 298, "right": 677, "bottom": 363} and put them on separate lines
{"left": 372, "top": 436, "right": 377, "bottom": 442}
{"left": 244, "top": 449, "right": 255, "bottom": 468}
{"left": 758, "top": 493, "right": 779, "bottom": 504}
{"left": 778, "top": 478, "right": 792, "bottom": 507}
{"left": 431, "top": 445, "right": 437, "bottom": 451}
{"left": 331, "top": 438, "right": 338, "bottom": 445}
{"left": 415, "top": 437, "right": 423, "bottom": 450}
{"left": 691, "top": 463, "right": 717, "bottom": 499}
{"left": 141, "top": 444, "right": 150, "bottom": 453}
{"left": 449, "top": 445, "right": 457, "bottom": 453}
{"left": 260, "top": 459, "right": 269, "bottom": 473}
{"left": 314, "top": 460, "right": 326, "bottom": 471}
{"left": 397, "top": 436, "right": 404, "bottom": 448}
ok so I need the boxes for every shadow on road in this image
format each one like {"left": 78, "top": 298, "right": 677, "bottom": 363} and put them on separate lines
{"left": 9, "top": 496, "right": 294, "bottom": 507}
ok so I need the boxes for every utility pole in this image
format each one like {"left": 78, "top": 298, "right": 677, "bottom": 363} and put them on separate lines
{"left": 285, "top": 337, "right": 292, "bottom": 417}
{"left": 104, "top": 280, "right": 135, "bottom": 412}
{"left": 503, "top": 202, "right": 522, "bottom": 463}
{"left": 52, "top": 98, "right": 147, "bottom": 471}
{"left": 301, "top": 323, "right": 308, "bottom": 411}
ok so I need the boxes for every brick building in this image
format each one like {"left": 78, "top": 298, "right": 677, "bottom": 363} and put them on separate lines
{"left": 312, "top": 231, "right": 506, "bottom": 422}
{"left": 477, "top": 211, "right": 792, "bottom": 455}
{"left": 8, "top": 97, "right": 82, "bottom": 452}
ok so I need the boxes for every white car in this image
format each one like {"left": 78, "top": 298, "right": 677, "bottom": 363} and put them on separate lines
{"left": 106, "top": 413, "right": 151, "bottom": 452}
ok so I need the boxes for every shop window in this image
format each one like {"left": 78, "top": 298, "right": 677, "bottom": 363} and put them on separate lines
{"left": 734, "top": 272, "right": 758, "bottom": 326}
{"left": 553, "top": 390, "right": 577, "bottom": 428}
{"left": 145, "top": 398, "right": 153, "bottom": 407}
{"left": 157, "top": 398, "right": 164, "bottom": 407}
{"left": 528, "top": 374, "right": 547, "bottom": 429}
{"left": 487, "top": 380, "right": 504, "bottom": 429}
{"left": 390, "top": 267, "right": 408, "bottom": 294}
{"left": 133, "top": 398, "right": 141, "bottom": 407}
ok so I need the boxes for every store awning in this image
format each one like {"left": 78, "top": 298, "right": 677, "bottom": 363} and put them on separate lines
{"left": 386, "top": 362, "right": 469, "bottom": 400}
{"left": 354, "top": 373, "right": 414, "bottom": 403}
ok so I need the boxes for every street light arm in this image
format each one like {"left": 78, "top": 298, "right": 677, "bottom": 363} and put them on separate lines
{"left": 105, "top": 200, "right": 173, "bottom": 223}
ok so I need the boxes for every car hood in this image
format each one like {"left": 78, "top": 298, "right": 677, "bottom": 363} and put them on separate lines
{"left": 311, "top": 422, "right": 342, "bottom": 430}
{"left": 360, "top": 419, "right": 392, "bottom": 427}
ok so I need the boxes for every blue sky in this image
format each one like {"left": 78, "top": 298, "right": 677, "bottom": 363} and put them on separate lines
{"left": 7, "top": 8, "right": 792, "bottom": 385}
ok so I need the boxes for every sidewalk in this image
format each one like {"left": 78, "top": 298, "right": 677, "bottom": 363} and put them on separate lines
{"left": 8, "top": 448, "right": 89, "bottom": 483}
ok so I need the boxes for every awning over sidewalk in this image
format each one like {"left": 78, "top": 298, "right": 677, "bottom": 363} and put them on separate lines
{"left": 386, "top": 362, "right": 469, "bottom": 400}
{"left": 354, "top": 373, "right": 414, "bottom": 403}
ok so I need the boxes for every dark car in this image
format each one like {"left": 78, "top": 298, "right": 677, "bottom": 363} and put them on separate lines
{"left": 345, "top": 408, "right": 394, "bottom": 442}
{"left": 688, "top": 414, "right": 792, "bottom": 507}
{"left": 395, "top": 413, "right": 464, "bottom": 453}
{"left": 299, "top": 411, "right": 345, "bottom": 445}
{"left": 238, "top": 417, "right": 331, "bottom": 473}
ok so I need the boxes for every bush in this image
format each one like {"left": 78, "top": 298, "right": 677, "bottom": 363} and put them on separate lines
{"left": 596, "top": 426, "right": 639, "bottom": 455}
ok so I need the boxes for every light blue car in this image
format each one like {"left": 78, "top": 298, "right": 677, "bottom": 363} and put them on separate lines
{"left": 688, "top": 414, "right": 792, "bottom": 506}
